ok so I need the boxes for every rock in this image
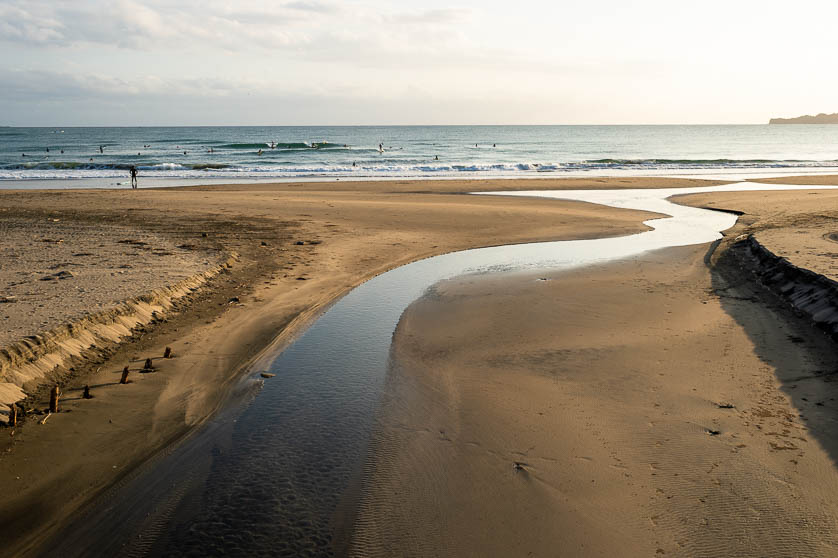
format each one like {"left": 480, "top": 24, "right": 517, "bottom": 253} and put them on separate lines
{"left": 0, "top": 296, "right": 17, "bottom": 303}
{"left": 295, "top": 241, "right": 305, "bottom": 245}
{"left": 260, "top": 372, "right": 276, "bottom": 378}
{"left": 40, "top": 270, "right": 74, "bottom": 281}
{"left": 228, "top": 296, "right": 240, "bottom": 303}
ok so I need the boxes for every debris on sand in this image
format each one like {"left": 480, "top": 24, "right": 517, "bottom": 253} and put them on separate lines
{"left": 39, "top": 270, "right": 74, "bottom": 281}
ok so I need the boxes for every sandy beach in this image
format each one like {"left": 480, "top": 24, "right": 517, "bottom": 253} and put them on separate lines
{"left": 0, "top": 177, "right": 668, "bottom": 555}
{"left": 349, "top": 177, "right": 838, "bottom": 557}
{"left": 2, "top": 176, "right": 838, "bottom": 555}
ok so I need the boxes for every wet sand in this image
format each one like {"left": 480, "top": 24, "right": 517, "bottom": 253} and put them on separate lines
{"left": 352, "top": 181, "right": 838, "bottom": 557}
{"left": 0, "top": 177, "right": 673, "bottom": 555}
{"left": 354, "top": 242, "right": 838, "bottom": 557}
{"left": 3, "top": 176, "right": 838, "bottom": 556}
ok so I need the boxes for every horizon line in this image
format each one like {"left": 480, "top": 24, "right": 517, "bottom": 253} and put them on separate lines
{"left": 2, "top": 123, "right": 777, "bottom": 128}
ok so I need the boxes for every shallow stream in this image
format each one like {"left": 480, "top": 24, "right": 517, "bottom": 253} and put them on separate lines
{"left": 43, "top": 182, "right": 834, "bottom": 557}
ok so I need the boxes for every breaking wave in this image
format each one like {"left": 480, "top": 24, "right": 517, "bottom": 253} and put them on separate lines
{"left": 4, "top": 157, "right": 838, "bottom": 181}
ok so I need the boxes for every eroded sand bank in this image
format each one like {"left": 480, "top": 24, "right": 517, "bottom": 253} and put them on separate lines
{"left": 0, "top": 178, "right": 666, "bottom": 555}
{"left": 3, "top": 176, "right": 838, "bottom": 556}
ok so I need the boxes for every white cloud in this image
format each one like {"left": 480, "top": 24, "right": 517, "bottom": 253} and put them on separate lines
{"left": 2, "top": 0, "right": 838, "bottom": 124}
{"left": 386, "top": 8, "right": 471, "bottom": 24}
{"left": 0, "top": 2, "right": 66, "bottom": 44}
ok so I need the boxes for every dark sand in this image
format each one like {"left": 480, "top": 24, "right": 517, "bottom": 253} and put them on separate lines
{"left": 0, "top": 177, "right": 670, "bottom": 556}
{"left": 2, "top": 176, "right": 837, "bottom": 556}
{"left": 351, "top": 185, "right": 838, "bottom": 557}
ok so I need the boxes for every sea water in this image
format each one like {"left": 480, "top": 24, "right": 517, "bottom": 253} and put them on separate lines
{"left": 3, "top": 125, "right": 838, "bottom": 187}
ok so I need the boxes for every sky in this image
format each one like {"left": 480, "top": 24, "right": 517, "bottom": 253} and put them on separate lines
{"left": 1, "top": 0, "right": 837, "bottom": 126}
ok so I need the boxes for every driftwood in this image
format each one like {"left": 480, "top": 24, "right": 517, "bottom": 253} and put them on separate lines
{"left": 8, "top": 405, "right": 17, "bottom": 427}
{"left": 49, "top": 385, "right": 60, "bottom": 413}
{"left": 40, "top": 412, "right": 52, "bottom": 425}
{"left": 120, "top": 366, "right": 130, "bottom": 384}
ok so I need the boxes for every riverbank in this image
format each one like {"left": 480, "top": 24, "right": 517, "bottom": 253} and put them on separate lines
{"left": 4, "top": 176, "right": 838, "bottom": 555}
{"left": 0, "top": 177, "right": 680, "bottom": 555}
{"left": 352, "top": 179, "right": 838, "bottom": 556}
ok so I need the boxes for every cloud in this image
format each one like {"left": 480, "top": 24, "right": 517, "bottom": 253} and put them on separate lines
{"left": 0, "top": 68, "right": 257, "bottom": 105}
{"left": 387, "top": 8, "right": 470, "bottom": 25}
{"left": 0, "top": 2, "right": 66, "bottom": 44}
{"left": 283, "top": 0, "right": 338, "bottom": 13}
{"left": 0, "top": 68, "right": 563, "bottom": 126}
{"left": 0, "top": 0, "right": 327, "bottom": 50}
{"left": 0, "top": 0, "right": 474, "bottom": 57}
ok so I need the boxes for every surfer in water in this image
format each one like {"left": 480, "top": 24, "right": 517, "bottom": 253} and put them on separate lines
{"left": 129, "top": 165, "right": 138, "bottom": 189}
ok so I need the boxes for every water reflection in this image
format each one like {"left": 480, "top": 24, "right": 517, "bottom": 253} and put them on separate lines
{"left": 44, "top": 182, "right": 836, "bottom": 557}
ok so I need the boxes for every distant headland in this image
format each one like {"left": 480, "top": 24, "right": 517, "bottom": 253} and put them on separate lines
{"left": 769, "top": 113, "right": 838, "bottom": 124}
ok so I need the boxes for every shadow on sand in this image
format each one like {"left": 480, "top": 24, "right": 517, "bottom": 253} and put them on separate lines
{"left": 711, "top": 240, "right": 838, "bottom": 468}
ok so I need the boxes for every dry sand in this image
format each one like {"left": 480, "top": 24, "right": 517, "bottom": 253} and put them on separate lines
{"left": 677, "top": 184, "right": 838, "bottom": 280}
{"left": 2, "top": 176, "right": 837, "bottom": 556}
{"left": 0, "top": 177, "right": 675, "bottom": 556}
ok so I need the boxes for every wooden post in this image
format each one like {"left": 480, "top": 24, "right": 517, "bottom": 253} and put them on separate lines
{"left": 120, "top": 366, "right": 130, "bottom": 384}
{"left": 163, "top": 346, "right": 172, "bottom": 359}
{"left": 8, "top": 405, "right": 17, "bottom": 427}
{"left": 49, "top": 385, "right": 60, "bottom": 413}
{"left": 143, "top": 358, "right": 153, "bottom": 371}
{"left": 83, "top": 385, "right": 92, "bottom": 399}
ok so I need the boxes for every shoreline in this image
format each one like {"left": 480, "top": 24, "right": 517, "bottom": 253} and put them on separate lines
{"left": 1, "top": 166, "right": 838, "bottom": 191}
{"left": 3, "top": 175, "right": 838, "bottom": 554}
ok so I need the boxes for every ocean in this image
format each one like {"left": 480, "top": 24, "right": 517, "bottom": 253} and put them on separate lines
{"left": 2, "top": 125, "right": 838, "bottom": 188}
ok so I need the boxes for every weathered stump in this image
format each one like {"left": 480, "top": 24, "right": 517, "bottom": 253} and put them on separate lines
{"left": 143, "top": 358, "right": 153, "bottom": 371}
{"left": 120, "top": 366, "right": 130, "bottom": 384}
{"left": 8, "top": 404, "right": 17, "bottom": 427}
{"left": 49, "top": 385, "right": 60, "bottom": 413}
{"left": 163, "top": 346, "right": 172, "bottom": 359}
{"left": 83, "top": 385, "right": 92, "bottom": 399}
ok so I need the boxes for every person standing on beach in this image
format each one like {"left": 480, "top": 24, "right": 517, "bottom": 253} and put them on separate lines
{"left": 130, "top": 165, "right": 138, "bottom": 189}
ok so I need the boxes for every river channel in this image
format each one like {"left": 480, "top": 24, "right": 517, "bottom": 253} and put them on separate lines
{"left": 41, "top": 182, "right": 834, "bottom": 557}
